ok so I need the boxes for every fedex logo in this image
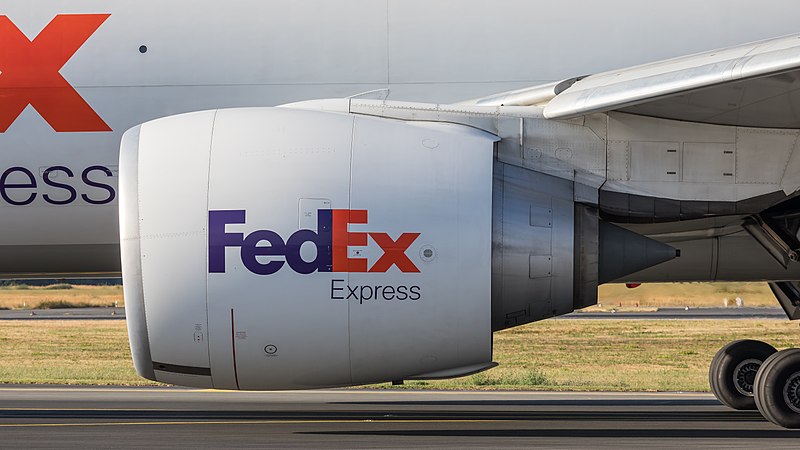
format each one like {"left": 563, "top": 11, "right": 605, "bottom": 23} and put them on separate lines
{"left": 0, "top": 14, "right": 111, "bottom": 133}
{"left": 209, "top": 209, "right": 421, "bottom": 275}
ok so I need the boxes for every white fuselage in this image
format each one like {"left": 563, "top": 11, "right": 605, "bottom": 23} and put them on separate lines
{"left": 2, "top": 0, "right": 800, "bottom": 275}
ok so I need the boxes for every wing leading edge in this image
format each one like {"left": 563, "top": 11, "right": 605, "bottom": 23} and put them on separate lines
{"left": 473, "top": 34, "right": 800, "bottom": 129}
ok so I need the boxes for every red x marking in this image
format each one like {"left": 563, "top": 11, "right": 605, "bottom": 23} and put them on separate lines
{"left": 0, "top": 14, "right": 111, "bottom": 133}
{"left": 368, "top": 232, "right": 421, "bottom": 273}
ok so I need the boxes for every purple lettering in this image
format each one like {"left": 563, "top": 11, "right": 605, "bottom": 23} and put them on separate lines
{"left": 42, "top": 166, "right": 77, "bottom": 205}
{"left": 0, "top": 167, "right": 37, "bottom": 206}
{"left": 241, "top": 230, "right": 286, "bottom": 275}
{"left": 81, "top": 165, "right": 115, "bottom": 205}
{"left": 208, "top": 210, "right": 246, "bottom": 273}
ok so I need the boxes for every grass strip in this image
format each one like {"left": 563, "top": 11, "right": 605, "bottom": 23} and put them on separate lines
{"left": 0, "top": 319, "right": 797, "bottom": 390}
{"left": 0, "top": 285, "right": 123, "bottom": 310}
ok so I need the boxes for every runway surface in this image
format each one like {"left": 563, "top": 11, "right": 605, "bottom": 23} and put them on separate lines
{"left": 0, "top": 386, "right": 798, "bottom": 448}
{"left": 0, "top": 307, "right": 124, "bottom": 320}
{"left": 0, "top": 307, "right": 787, "bottom": 321}
{"left": 563, "top": 307, "right": 788, "bottom": 320}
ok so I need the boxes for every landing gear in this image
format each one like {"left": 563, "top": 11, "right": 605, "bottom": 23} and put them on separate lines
{"left": 754, "top": 348, "right": 800, "bottom": 428}
{"left": 711, "top": 341, "right": 800, "bottom": 428}
{"left": 709, "top": 340, "right": 776, "bottom": 410}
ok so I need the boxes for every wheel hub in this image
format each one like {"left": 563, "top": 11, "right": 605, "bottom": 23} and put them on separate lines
{"left": 733, "top": 359, "right": 761, "bottom": 397}
{"left": 784, "top": 371, "right": 800, "bottom": 414}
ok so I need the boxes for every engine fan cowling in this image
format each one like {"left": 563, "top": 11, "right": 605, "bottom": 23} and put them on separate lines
{"left": 120, "top": 107, "right": 497, "bottom": 390}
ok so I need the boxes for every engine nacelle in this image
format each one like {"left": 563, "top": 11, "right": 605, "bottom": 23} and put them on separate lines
{"left": 120, "top": 106, "right": 676, "bottom": 390}
{"left": 120, "top": 108, "right": 497, "bottom": 389}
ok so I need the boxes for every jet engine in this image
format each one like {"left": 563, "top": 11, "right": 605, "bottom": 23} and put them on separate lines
{"left": 119, "top": 107, "right": 675, "bottom": 389}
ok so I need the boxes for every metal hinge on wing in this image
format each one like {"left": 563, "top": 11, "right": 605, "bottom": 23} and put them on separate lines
{"left": 742, "top": 215, "right": 800, "bottom": 269}
{"left": 768, "top": 281, "right": 800, "bottom": 320}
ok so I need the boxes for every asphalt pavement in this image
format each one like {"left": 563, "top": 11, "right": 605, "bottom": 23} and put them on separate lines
{"left": 562, "top": 307, "right": 788, "bottom": 319}
{"left": 0, "top": 387, "right": 796, "bottom": 449}
{"left": 0, "top": 307, "right": 124, "bottom": 320}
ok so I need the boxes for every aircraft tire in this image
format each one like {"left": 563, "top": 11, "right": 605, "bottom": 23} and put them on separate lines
{"left": 709, "top": 339, "right": 777, "bottom": 410}
{"left": 754, "top": 348, "right": 800, "bottom": 429}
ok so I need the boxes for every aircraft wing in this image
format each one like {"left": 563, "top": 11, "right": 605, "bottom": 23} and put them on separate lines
{"left": 474, "top": 33, "right": 800, "bottom": 128}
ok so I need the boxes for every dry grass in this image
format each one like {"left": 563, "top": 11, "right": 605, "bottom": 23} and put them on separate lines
{"left": 466, "top": 318, "right": 798, "bottom": 391}
{"left": 384, "top": 319, "right": 800, "bottom": 391}
{"left": 0, "top": 285, "right": 122, "bottom": 309}
{"left": 0, "top": 319, "right": 796, "bottom": 390}
{"left": 0, "top": 320, "right": 150, "bottom": 385}
{"left": 593, "top": 282, "right": 776, "bottom": 310}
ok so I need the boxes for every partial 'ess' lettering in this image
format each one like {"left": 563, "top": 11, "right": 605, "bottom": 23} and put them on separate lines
{"left": 0, "top": 165, "right": 116, "bottom": 206}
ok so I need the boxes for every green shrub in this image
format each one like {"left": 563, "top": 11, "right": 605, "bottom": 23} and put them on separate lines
{"left": 35, "top": 300, "right": 93, "bottom": 309}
